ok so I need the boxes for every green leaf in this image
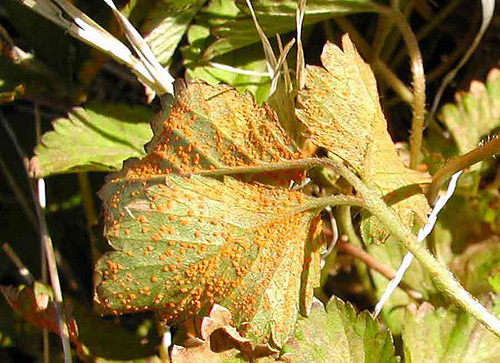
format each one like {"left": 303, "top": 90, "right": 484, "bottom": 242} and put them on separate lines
{"left": 296, "top": 35, "right": 430, "bottom": 244}
{"left": 31, "top": 103, "right": 154, "bottom": 177}
{"left": 142, "top": 0, "right": 206, "bottom": 66}
{"left": 116, "top": 81, "right": 304, "bottom": 186}
{"left": 431, "top": 191, "right": 500, "bottom": 265}
{"left": 94, "top": 173, "right": 323, "bottom": 347}
{"left": 187, "top": 0, "right": 372, "bottom": 60}
{"left": 439, "top": 68, "right": 500, "bottom": 155}
{"left": 284, "top": 296, "right": 399, "bottom": 362}
{"left": 402, "top": 296, "right": 500, "bottom": 362}
{"left": 450, "top": 240, "right": 500, "bottom": 296}
{"left": 184, "top": 42, "right": 272, "bottom": 104}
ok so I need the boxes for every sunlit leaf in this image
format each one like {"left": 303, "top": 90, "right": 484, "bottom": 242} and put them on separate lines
{"left": 186, "top": 0, "right": 372, "bottom": 60}
{"left": 117, "top": 81, "right": 304, "bottom": 186}
{"left": 142, "top": 0, "right": 206, "bottom": 66}
{"left": 30, "top": 103, "right": 154, "bottom": 177}
{"left": 284, "top": 297, "right": 398, "bottom": 362}
{"left": 95, "top": 173, "right": 323, "bottom": 347}
{"left": 296, "top": 35, "right": 430, "bottom": 244}
{"left": 439, "top": 68, "right": 500, "bottom": 155}
{"left": 402, "top": 297, "right": 500, "bottom": 362}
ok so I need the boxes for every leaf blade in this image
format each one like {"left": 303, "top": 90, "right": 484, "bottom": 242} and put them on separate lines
{"left": 95, "top": 173, "right": 322, "bottom": 346}
{"left": 31, "top": 103, "right": 154, "bottom": 177}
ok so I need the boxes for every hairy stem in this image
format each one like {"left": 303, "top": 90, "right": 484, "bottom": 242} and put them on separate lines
{"left": 427, "top": 138, "right": 500, "bottom": 204}
{"left": 374, "top": 5, "right": 426, "bottom": 170}
{"left": 319, "top": 158, "right": 500, "bottom": 337}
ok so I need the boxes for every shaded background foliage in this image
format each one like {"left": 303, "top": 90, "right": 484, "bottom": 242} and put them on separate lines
{"left": 0, "top": 0, "right": 499, "bottom": 361}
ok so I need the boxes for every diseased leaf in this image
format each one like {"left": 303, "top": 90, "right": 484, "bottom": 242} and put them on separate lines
{"left": 402, "top": 297, "right": 500, "bottom": 362}
{"left": 30, "top": 103, "right": 154, "bottom": 177}
{"left": 284, "top": 297, "right": 399, "bottom": 362}
{"left": 170, "top": 304, "right": 278, "bottom": 362}
{"left": 439, "top": 68, "right": 500, "bottom": 155}
{"left": 0, "top": 283, "right": 78, "bottom": 343}
{"left": 296, "top": 35, "right": 430, "bottom": 244}
{"left": 117, "top": 81, "right": 304, "bottom": 186}
{"left": 142, "top": 0, "right": 206, "bottom": 66}
{"left": 94, "top": 173, "right": 323, "bottom": 347}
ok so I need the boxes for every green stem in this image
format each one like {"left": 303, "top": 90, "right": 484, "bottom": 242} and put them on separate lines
{"left": 319, "top": 158, "right": 500, "bottom": 337}
{"left": 374, "top": 5, "right": 426, "bottom": 170}
{"left": 427, "top": 138, "right": 500, "bottom": 205}
{"left": 390, "top": 0, "right": 464, "bottom": 70}
{"left": 301, "top": 195, "right": 365, "bottom": 211}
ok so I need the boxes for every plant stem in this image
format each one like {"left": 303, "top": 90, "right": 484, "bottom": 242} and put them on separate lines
{"left": 318, "top": 158, "right": 500, "bottom": 337}
{"left": 336, "top": 239, "right": 423, "bottom": 300}
{"left": 374, "top": 5, "right": 426, "bottom": 170}
{"left": 427, "top": 138, "right": 500, "bottom": 204}
{"left": 34, "top": 105, "right": 72, "bottom": 363}
{"left": 390, "top": 0, "right": 464, "bottom": 70}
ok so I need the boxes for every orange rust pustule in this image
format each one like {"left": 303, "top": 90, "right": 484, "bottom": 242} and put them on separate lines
{"left": 107, "top": 82, "right": 304, "bottom": 184}
{"left": 96, "top": 173, "right": 317, "bottom": 341}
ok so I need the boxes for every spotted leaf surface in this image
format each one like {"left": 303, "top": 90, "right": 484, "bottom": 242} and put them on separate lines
{"left": 95, "top": 173, "right": 323, "bottom": 347}
{"left": 297, "top": 35, "right": 430, "bottom": 244}
{"left": 117, "top": 81, "right": 303, "bottom": 187}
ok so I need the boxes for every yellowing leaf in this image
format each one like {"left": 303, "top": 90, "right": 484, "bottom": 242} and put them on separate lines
{"left": 94, "top": 173, "right": 323, "bottom": 347}
{"left": 297, "top": 35, "right": 430, "bottom": 243}
{"left": 117, "top": 81, "right": 304, "bottom": 186}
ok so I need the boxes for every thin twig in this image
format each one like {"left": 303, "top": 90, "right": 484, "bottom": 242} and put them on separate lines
{"left": 373, "top": 5, "right": 426, "bottom": 170}
{"left": 2, "top": 243, "right": 34, "bottom": 285}
{"left": 426, "top": 0, "right": 495, "bottom": 127}
{"left": 34, "top": 104, "right": 72, "bottom": 362}
{"left": 337, "top": 239, "right": 423, "bottom": 300}
{"left": 427, "top": 138, "right": 500, "bottom": 205}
